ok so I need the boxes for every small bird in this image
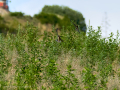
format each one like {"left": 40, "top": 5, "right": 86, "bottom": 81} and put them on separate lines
{"left": 56, "top": 28, "right": 63, "bottom": 42}
{"left": 73, "top": 23, "right": 80, "bottom": 33}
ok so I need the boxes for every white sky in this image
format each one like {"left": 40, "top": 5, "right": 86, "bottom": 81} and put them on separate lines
{"left": 8, "top": 0, "right": 120, "bottom": 39}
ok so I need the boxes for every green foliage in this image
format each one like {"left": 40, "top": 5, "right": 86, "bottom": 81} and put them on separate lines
{"left": 0, "top": 18, "right": 16, "bottom": 34}
{"left": 0, "top": 15, "right": 4, "bottom": 21}
{"left": 10, "top": 12, "right": 24, "bottom": 18}
{"left": 0, "top": 21, "right": 120, "bottom": 89}
{"left": 24, "top": 15, "right": 33, "bottom": 21}
{"left": 34, "top": 12, "right": 71, "bottom": 28}
{"left": 82, "top": 66, "right": 97, "bottom": 90}
{"left": 58, "top": 15, "right": 71, "bottom": 28}
{"left": 63, "top": 65, "right": 80, "bottom": 89}
{"left": 42, "top": 5, "right": 87, "bottom": 32}
{"left": 0, "top": 16, "right": 5, "bottom": 33}
{"left": 0, "top": 16, "right": 16, "bottom": 34}
{"left": 14, "top": 24, "right": 43, "bottom": 89}
{"left": 34, "top": 12, "right": 60, "bottom": 25}
{"left": 0, "top": 34, "right": 12, "bottom": 90}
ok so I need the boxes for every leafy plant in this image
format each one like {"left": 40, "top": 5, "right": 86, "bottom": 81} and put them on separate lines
{"left": 82, "top": 66, "right": 97, "bottom": 90}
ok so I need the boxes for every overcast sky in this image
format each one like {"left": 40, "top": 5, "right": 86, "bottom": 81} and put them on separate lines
{"left": 8, "top": 0, "right": 120, "bottom": 39}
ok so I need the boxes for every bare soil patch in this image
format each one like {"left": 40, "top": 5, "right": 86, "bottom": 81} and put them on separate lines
{"left": 0, "top": 8, "right": 9, "bottom": 16}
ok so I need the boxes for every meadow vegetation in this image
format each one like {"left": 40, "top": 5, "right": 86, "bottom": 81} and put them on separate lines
{"left": 0, "top": 20, "right": 120, "bottom": 90}
{"left": 0, "top": 7, "right": 120, "bottom": 90}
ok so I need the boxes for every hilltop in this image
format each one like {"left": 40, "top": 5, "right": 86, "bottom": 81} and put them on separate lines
{"left": 0, "top": 5, "right": 87, "bottom": 36}
{"left": 0, "top": 11, "right": 59, "bottom": 35}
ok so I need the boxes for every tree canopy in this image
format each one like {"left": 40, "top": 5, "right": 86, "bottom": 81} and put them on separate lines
{"left": 41, "top": 5, "right": 86, "bottom": 32}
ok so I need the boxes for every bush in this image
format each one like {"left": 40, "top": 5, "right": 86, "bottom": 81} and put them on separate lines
{"left": 0, "top": 16, "right": 16, "bottom": 34}
{"left": 34, "top": 12, "right": 60, "bottom": 25}
{"left": 42, "top": 5, "right": 87, "bottom": 32}
{"left": 10, "top": 12, "right": 24, "bottom": 18}
{"left": 24, "top": 15, "right": 33, "bottom": 20}
{"left": 0, "top": 24, "right": 16, "bottom": 34}
{"left": 58, "top": 15, "right": 71, "bottom": 28}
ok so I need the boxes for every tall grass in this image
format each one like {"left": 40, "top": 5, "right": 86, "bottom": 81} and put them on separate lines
{"left": 0, "top": 22, "right": 120, "bottom": 90}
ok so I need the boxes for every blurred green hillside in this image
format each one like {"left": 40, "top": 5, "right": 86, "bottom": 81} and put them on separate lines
{"left": 0, "top": 12, "right": 39, "bottom": 35}
{"left": 1, "top": 5, "right": 120, "bottom": 90}
{"left": 0, "top": 5, "right": 87, "bottom": 35}
{"left": 41, "top": 5, "right": 87, "bottom": 32}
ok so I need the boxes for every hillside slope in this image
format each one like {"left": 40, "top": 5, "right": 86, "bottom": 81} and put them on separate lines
{"left": 1, "top": 11, "right": 59, "bottom": 35}
{"left": 0, "top": 8, "right": 9, "bottom": 16}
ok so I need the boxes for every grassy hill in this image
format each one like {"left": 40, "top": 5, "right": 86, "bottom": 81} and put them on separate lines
{"left": 0, "top": 11, "right": 120, "bottom": 90}
{"left": 0, "top": 11, "right": 63, "bottom": 36}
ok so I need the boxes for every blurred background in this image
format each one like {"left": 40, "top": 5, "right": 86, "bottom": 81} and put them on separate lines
{"left": 5, "top": 0, "right": 120, "bottom": 38}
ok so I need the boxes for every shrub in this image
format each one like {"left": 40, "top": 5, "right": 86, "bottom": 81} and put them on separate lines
{"left": 10, "top": 12, "right": 24, "bottom": 18}
{"left": 42, "top": 5, "right": 87, "bottom": 32}
{"left": 34, "top": 12, "right": 60, "bottom": 25}
{"left": 0, "top": 22, "right": 16, "bottom": 34}
{"left": 58, "top": 15, "right": 71, "bottom": 28}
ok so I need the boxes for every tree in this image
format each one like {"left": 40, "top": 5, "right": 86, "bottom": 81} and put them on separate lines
{"left": 34, "top": 12, "right": 60, "bottom": 26}
{"left": 42, "top": 5, "right": 87, "bottom": 32}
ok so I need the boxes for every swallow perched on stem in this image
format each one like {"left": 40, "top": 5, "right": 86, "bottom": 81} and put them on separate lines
{"left": 56, "top": 28, "right": 63, "bottom": 42}
{"left": 73, "top": 23, "right": 80, "bottom": 33}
